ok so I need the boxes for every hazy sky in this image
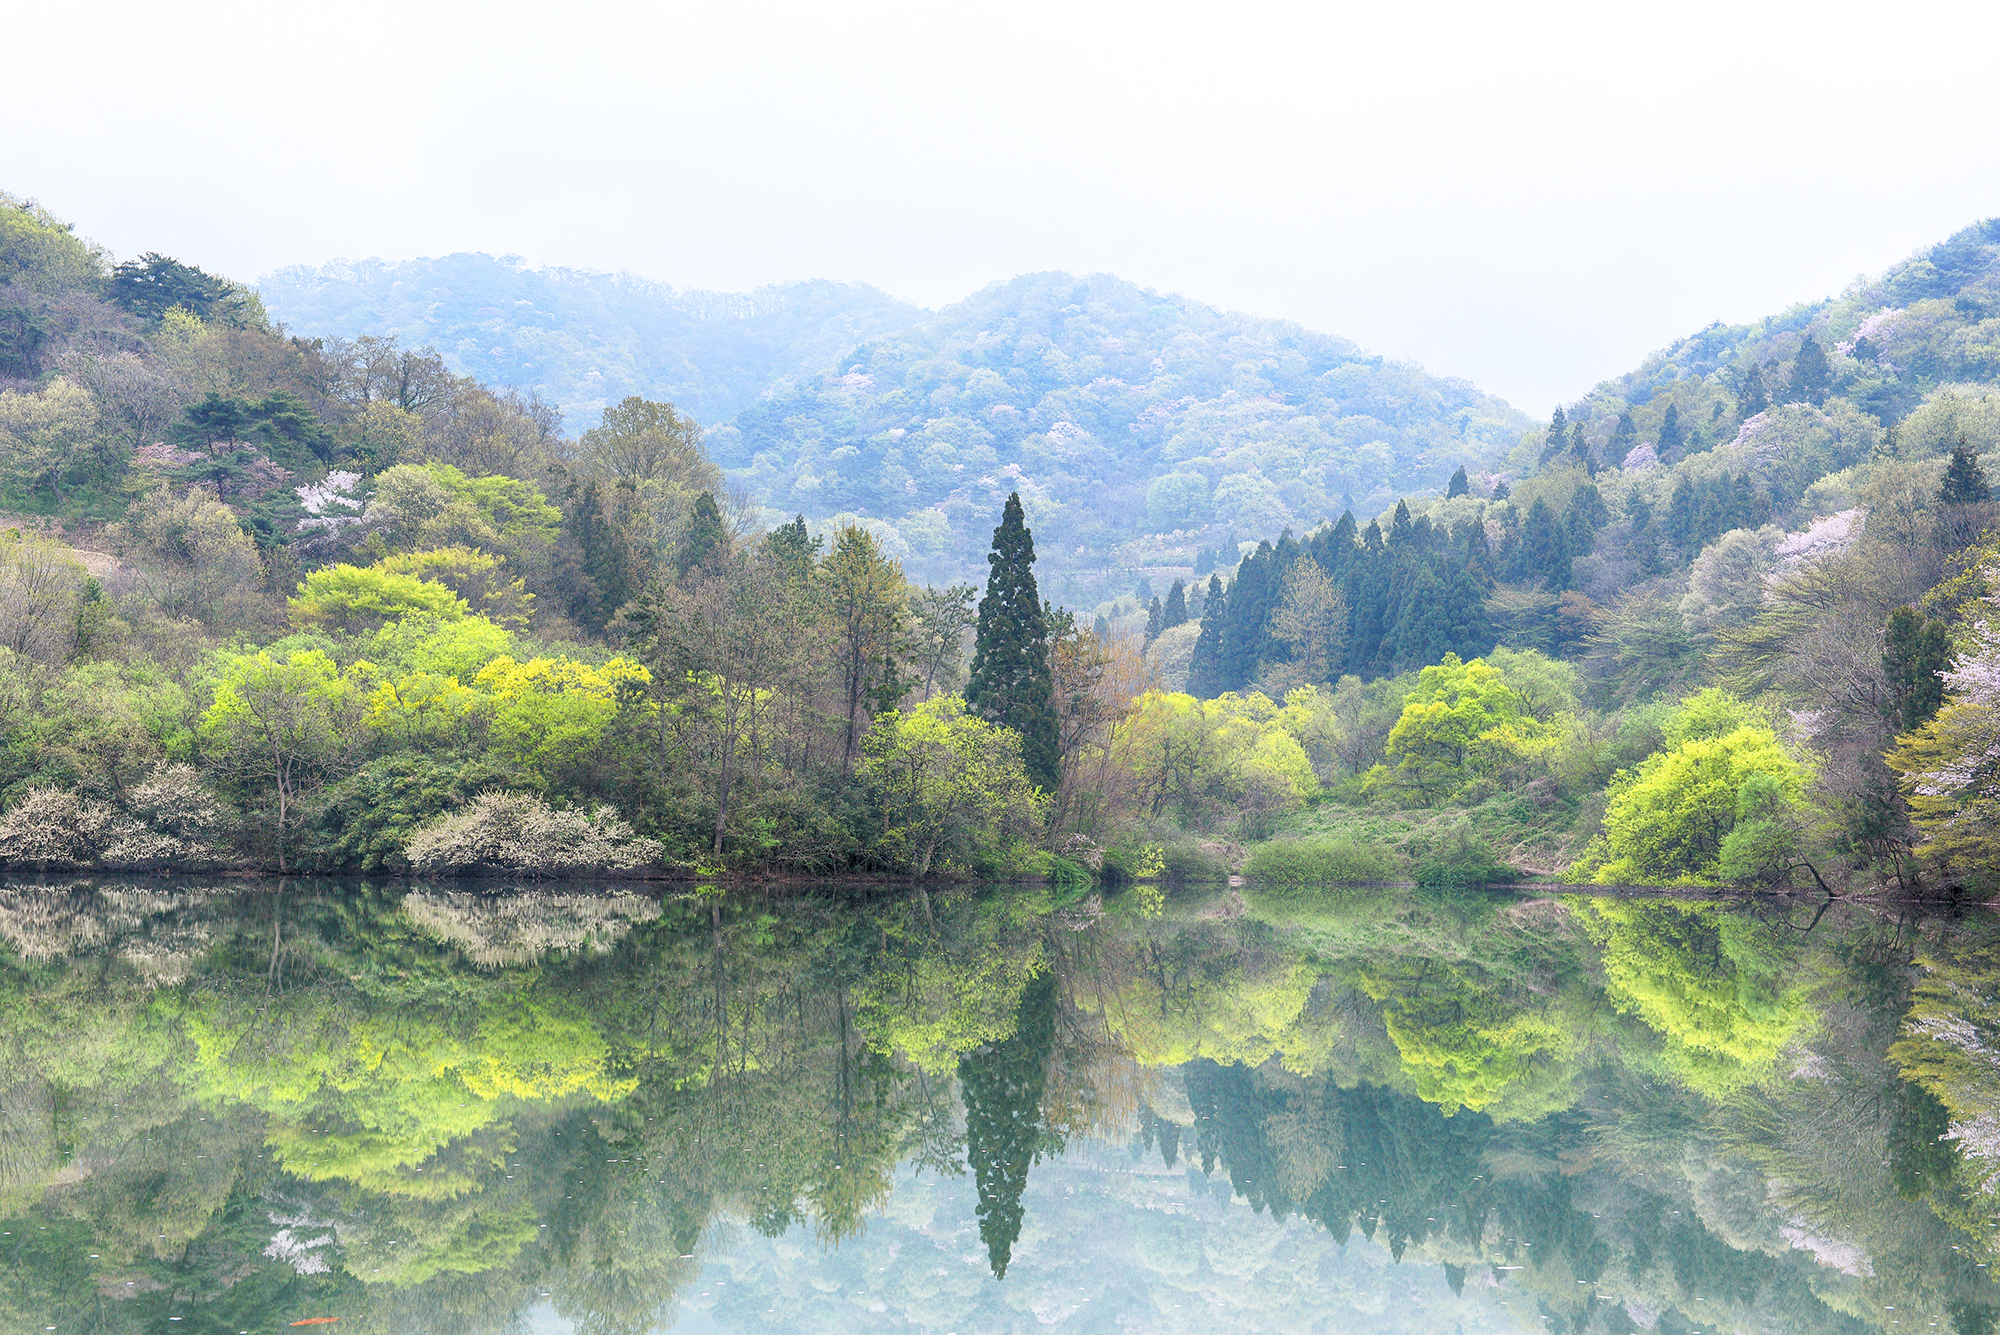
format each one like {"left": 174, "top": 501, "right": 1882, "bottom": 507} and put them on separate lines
{"left": 9, "top": 0, "right": 2000, "bottom": 413}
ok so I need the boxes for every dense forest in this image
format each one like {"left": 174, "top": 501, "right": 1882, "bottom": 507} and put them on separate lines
{"left": 5, "top": 189, "right": 2000, "bottom": 894}
{"left": 1, "top": 879, "right": 1995, "bottom": 1335}
{"left": 264, "top": 256, "right": 1534, "bottom": 595}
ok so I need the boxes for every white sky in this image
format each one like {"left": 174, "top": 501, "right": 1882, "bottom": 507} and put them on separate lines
{"left": 8, "top": 0, "right": 2000, "bottom": 413}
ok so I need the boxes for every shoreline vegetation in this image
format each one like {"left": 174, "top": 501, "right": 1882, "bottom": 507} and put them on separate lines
{"left": 6, "top": 196, "right": 2000, "bottom": 897}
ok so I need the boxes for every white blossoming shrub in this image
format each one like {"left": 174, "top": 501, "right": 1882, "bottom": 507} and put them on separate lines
{"left": 0, "top": 788, "right": 113, "bottom": 867}
{"left": 402, "top": 792, "right": 663, "bottom": 874}
{"left": 0, "top": 765, "right": 229, "bottom": 869}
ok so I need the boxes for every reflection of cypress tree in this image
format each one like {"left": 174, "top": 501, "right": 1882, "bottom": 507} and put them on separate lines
{"left": 958, "top": 972, "right": 1058, "bottom": 1278}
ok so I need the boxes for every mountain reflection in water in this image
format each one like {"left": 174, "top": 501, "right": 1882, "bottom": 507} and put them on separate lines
{"left": 2, "top": 878, "right": 1997, "bottom": 1335}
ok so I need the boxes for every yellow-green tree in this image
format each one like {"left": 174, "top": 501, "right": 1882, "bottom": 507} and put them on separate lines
{"left": 860, "top": 695, "right": 1044, "bottom": 874}
{"left": 1365, "top": 653, "right": 1552, "bottom": 804}
{"left": 1573, "top": 690, "right": 1810, "bottom": 885}
{"left": 200, "top": 647, "right": 371, "bottom": 868}
{"left": 290, "top": 562, "right": 468, "bottom": 634}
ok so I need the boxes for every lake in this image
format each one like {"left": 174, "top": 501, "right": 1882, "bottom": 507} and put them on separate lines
{"left": 2, "top": 876, "right": 1995, "bottom": 1334}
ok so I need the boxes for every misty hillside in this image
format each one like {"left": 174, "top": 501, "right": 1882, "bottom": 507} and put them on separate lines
{"left": 263, "top": 260, "right": 1532, "bottom": 590}
{"left": 257, "top": 254, "right": 923, "bottom": 424}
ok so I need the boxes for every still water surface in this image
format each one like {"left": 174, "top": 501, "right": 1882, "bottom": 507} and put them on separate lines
{"left": 3, "top": 877, "right": 1998, "bottom": 1334}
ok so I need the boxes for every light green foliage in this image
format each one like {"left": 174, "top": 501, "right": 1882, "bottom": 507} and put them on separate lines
{"left": 472, "top": 654, "right": 649, "bottom": 787}
{"left": 375, "top": 545, "right": 534, "bottom": 627}
{"left": 1572, "top": 691, "right": 1808, "bottom": 885}
{"left": 1366, "top": 654, "right": 1551, "bottom": 805}
{"left": 0, "top": 528, "right": 90, "bottom": 664}
{"left": 200, "top": 646, "right": 371, "bottom": 865}
{"left": 0, "top": 378, "right": 102, "bottom": 503}
{"left": 860, "top": 695, "right": 1045, "bottom": 875}
{"left": 1575, "top": 899, "right": 1811, "bottom": 1096}
{"left": 111, "top": 487, "right": 263, "bottom": 626}
{"left": 367, "top": 461, "right": 559, "bottom": 561}
{"left": 289, "top": 562, "right": 469, "bottom": 633}
{"left": 1112, "top": 690, "right": 1319, "bottom": 830}
{"left": 0, "top": 192, "right": 106, "bottom": 294}
{"left": 1242, "top": 836, "right": 1394, "bottom": 884}
{"left": 1893, "top": 384, "right": 2000, "bottom": 462}
{"left": 367, "top": 612, "right": 516, "bottom": 679}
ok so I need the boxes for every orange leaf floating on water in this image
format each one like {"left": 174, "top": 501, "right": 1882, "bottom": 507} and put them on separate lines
{"left": 289, "top": 1322, "right": 340, "bottom": 1327}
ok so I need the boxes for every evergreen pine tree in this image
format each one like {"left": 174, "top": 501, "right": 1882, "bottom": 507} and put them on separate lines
{"left": 1218, "top": 543, "right": 1274, "bottom": 689}
{"left": 1388, "top": 500, "right": 1415, "bottom": 548}
{"left": 1657, "top": 403, "right": 1685, "bottom": 459}
{"left": 1186, "top": 575, "right": 1228, "bottom": 697}
{"left": 1785, "top": 335, "right": 1831, "bottom": 406}
{"left": 1941, "top": 440, "right": 1992, "bottom": 505}
{"left": 1144, "top": 596, "right": 1163, "bottom": 642}
{"left": 1092, "top": 613, "right": 1110, "bottom": 640}
{"left": 1737, "top": 361, "right": 1769, "bottom": 419}
{"left": 674, "top": 490, "right": 730, "bottom": 577}
{"left": 765, "top": 513, "right": 820, "bottom": 579}
{"left": 959, "top": 975, "right": 1058, "bottom": 1279}
{"left": 1447, "top": 465, "right": 1470, "bottom": 499}
{"left": 1664, "top": 476, "right": 1697, "bottom": 554}
{"left": 966, "top": 492, "right": 1059, "bottom": 791}
{"left": 1162, "top": 578, "right": 1188, "bottom": 629}
{"left": 1540, "top": 407, "right": 1570, "bottom": 464}
{"left": 1606, "top": 410, "right": 1638, "bottom": 466}
{"left": 1884, "top": 605, "right": 1952, "bottom": 731}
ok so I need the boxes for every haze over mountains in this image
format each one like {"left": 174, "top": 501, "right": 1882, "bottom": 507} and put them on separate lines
{"left": 259, "top": 258, "right": 1534, "bottom": 590}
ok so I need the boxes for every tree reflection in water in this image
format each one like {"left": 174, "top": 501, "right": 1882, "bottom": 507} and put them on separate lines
{"left": 0, "top": 876, "right": 1996, "bottom": 1334}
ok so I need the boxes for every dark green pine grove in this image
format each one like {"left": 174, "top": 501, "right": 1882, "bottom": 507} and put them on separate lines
{"left": 965, "top": 492, "right": 1060, "bottom": 791}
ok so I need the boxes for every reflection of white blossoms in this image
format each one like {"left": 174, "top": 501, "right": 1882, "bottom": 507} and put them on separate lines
{"left": 0, "top": 883, "right": 216, "bottom": 981}
{"left": 401, "top": 889, "right": 662, "bottom": 969}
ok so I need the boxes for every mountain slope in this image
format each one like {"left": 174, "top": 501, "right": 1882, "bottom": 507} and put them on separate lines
{"left": 260, "top": 258, "right": 1534, "bottom": 590}
{"left": 257, "top": 253, "right": 923, "bottom": 425}
{"left": 710, "top": 271, "right": 1531, "bottom": 590}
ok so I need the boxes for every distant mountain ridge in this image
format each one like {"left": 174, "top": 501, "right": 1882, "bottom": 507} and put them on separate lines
{"left": 257, "top": 253, "right": 924, "bottom": 425}
{"left": 260, "top": 257, "right": 1535, "bottom": 590}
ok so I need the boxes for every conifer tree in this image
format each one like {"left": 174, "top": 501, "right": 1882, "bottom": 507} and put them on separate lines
{"left": 1093, "top": 613, "right": 1110, "bottom": 641}
{"left": 1447, "top": 465, "right": 1470, "bottom": 499}
{"left": 965, "top": 492, "right": 1059, "bottom": 791}
{"left": 1218, "top": 542, "right": 1274, "bottom": 689}
{"left": 675, "top": 490, "right": 729, "bottom": 577}
{"left": 1737, "top": 361, "right": 1769, "bottom": 419}
{"left": 1540, "top": 407, "right": 1570, "bottom": 464}
{"left": 1187, "top": 575, "right": 1228, "bottom": 697}
{"left": 1785, "top": 335, "right": 1831, "bottom": 406}
{"left": 1657, "top": 403, "right": 1685, "bottom": 459}
{"left": 1144, "top": 596, "right": 1163, "bottom": 642}
{"left": 1606, "top": 410, "right": 1638, "bottom": 466}
{"left": 1941, "top": 440, "right": 1992, "bottom": 505}
{"left": 1884, "top": 606, "right": 1952, "bottom": 731}
{"left": 959, "top": 975, "right": 1057, "bottom": 1279}
{"left": 1162, "top": 578, "right": 1188, "bottom": 629}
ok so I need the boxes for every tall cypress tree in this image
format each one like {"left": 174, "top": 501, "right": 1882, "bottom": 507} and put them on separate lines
{"left": 1446, "top": 465, "right": 1470, "bottom": 499}
{"left": 966, "top": 493, "right": 1059, "bottom": 791}
{"left": 959, "top": 974, "right": 1058, "bottom": 1279}
{"left": 1657, "top": 403, "right": 1685, "bottom": 459}
{"left": 1187, "top": 575, "right": 1228, "bottom": 697}
{"left": 1144, "top": 596, "right": 1164, "bottom": 642}
{"left": 1162, "top": 578, "right": 1188, "bottom": 629}
{"left": 1218, "top": 542, "right": 1274, "bottom": 689}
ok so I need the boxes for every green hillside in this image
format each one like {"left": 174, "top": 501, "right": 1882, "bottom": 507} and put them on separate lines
{"left": 709, "top": 271, "right": 1531, "bottom": 592}
{"left": 257, "top": 253, "right": 923, "bottom": 424}
{"left": 260, "top": 260, "right": 1535, "bottom": 590}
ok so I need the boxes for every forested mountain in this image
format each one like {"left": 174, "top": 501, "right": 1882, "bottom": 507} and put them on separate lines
{"left": 261, "top": 260, "right": 1534, "bottom": 591}
{"left": 1157, "top": 217, "right": 2000, "bottom": 893}
{"left": 257, "top": 254, "right": 923, "bottom": 424}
